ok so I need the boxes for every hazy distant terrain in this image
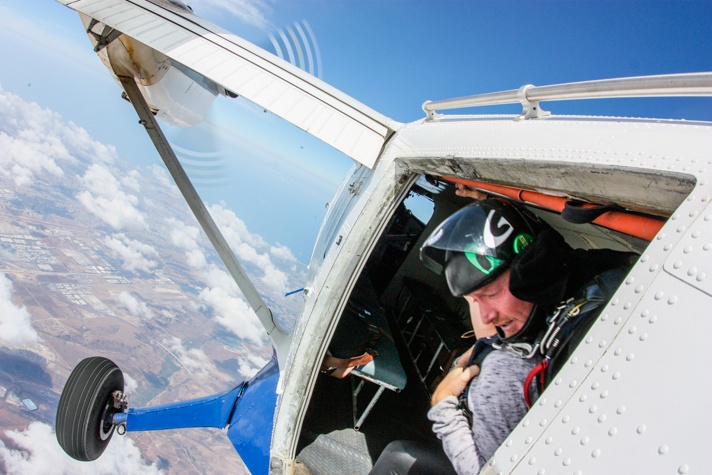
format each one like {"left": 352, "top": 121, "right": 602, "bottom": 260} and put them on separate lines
{"left": 0, "top": 87, "right": 306, "bottom": 474}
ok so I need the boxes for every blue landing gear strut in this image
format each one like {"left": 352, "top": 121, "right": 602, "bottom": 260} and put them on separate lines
{"left": 56, "top": 353, "right": 280, "bottom": 474}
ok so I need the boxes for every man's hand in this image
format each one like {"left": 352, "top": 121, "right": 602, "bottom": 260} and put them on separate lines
{"left": 455, "top": 183, "right": 487, "bottom": 200}
{"left": 431, "top": 358, "right": 480, "bottom": 407}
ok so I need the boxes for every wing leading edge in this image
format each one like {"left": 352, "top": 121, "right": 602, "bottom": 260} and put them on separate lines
{"left": 57, "top": 0, "right": 400, "bottom": 168}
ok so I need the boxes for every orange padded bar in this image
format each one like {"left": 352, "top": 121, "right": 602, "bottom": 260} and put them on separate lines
{"left": 443, "top": 177, "right": 664, "bottom": 241}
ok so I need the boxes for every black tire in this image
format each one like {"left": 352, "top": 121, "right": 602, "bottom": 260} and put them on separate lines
{"left": 55, "top": 357, "right": 124, "bottom": 461}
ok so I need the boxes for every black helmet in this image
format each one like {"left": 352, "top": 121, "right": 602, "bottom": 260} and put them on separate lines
{"left": 420, "top": 198, "right": 546, "bottom": 297}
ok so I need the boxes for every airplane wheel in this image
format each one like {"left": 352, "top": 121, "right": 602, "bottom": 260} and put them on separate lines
{"left": 55, "top": 357, "right": 124, "bottom": 461}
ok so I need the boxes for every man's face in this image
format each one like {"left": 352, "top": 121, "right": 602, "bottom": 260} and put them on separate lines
{"left": 465, "top": 269, "right": 533, "bottom": 338}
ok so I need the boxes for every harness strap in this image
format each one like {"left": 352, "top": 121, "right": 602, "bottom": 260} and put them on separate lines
{"left": 524, "top": 358, "right": 548, "bottom": 408}
{"left": 457, "top": 337, "right": 497, "bottom": 423}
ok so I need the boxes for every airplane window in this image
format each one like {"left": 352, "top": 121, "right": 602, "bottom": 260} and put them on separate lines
{"left": 403, "top": 187, "right": 434, "bottom": 225}
{"left": 312, "top": 164, "right": 369, "bottom": 263}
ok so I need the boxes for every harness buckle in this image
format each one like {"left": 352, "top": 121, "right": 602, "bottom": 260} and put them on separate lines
{"left": 492, "top": 339, "right": 539, "bottom": 359}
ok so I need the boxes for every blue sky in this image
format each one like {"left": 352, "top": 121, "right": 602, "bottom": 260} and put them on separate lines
{"left": 262, "top": 0, "right": 712, "bottom": 122}
{"left": 0, "top": 0, "right": 710, "bottom": 261}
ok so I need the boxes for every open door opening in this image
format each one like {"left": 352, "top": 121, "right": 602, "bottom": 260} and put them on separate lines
{"left": 294, "top": 173, "right": 657, "bottom": 474}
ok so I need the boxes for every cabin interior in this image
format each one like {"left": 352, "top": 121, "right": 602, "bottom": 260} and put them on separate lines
{"left": 294, "top": 172, "right": 667, "bottom": 475}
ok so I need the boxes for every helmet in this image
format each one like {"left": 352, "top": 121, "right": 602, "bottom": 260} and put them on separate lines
{"left": 420, "top": 198, "right": 546, "bottom": 297}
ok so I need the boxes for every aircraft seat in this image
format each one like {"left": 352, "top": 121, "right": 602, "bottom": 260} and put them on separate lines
{"left": 329, "top": 277, "right": 407, "bottom": 430}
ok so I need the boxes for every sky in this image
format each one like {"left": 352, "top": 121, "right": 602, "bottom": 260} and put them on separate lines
{"left": 0, "top": 0, "right": 710, "bottom": 473}
{"left": 0, "top": 0, "right": 711, "bottom": 260}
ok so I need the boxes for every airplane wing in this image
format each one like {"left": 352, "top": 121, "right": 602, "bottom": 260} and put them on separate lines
{"left": 57, "top": 0, "right": 400, "bottom": 168}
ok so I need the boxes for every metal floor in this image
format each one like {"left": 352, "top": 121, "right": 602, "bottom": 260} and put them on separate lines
{"left": 296, "top": 336, "right": 437, "bottom": 474}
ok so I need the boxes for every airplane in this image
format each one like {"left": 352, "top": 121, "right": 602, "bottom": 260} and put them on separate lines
{"left": 51, "top": 0, "right": 712, "bottom": 474}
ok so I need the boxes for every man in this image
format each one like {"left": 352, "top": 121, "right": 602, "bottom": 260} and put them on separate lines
{"left": 372, "top": 197, "right": 635, "bottom": 474}
{"left": 427, "top": 268, "right": 540, "bottom": 474}
{"left": 370, "top": 265, "right": 534, "bottom": 475}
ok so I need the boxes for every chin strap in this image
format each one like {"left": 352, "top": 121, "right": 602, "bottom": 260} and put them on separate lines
{"left": 492, "top": 304, "right": 545, "bottom": 358}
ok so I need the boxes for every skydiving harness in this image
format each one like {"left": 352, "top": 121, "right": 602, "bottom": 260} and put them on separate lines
{"left": 457, "top": 266, "right": 627, "bottom": 417}
{"left": 457, "top": 336, "right": 498, "bottom": 424}
{"left": 519, "top": 284, "right": 608, "bottom": 407}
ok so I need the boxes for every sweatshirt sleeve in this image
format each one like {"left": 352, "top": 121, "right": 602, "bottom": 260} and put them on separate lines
{"left": 429, "top": 395, "right": 483, "bottom": 475}
{"left": 428, "top": 350, "right": 537, "bottom": 475}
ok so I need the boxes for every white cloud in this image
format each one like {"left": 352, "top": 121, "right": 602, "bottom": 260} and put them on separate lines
{"left": 190, "top": 0, "right": 272, "bottom": 28}
{"left": 63, "top": 125, "right": 117, "bottom": 164}
{"left": 4, "top": 137, "right": 64, "bottom": 187}
{"left": 208, "top": 202, "right": 291, "bottom": 293}
{"left": 123, "top": 372, "right": 139, "bottom": 396}
{"left": 160, "top": 215, "right": 272, "bottom": 344}
{"left": 0, "top": 85, "right": 118, "bottom": 188}
{"left": 241, "top": 353, "right": 270, "bottom": 379}
{"left": 0, "top": 274, "right": 37, "bottom": 346}
{"left": 150, "top": 165, "right": 175, "bottom": 191}
{"left": 235, "top": 241, "right": 271, "bottom": 268}
{"left": 121, "top": 170, "right": 142, "bottom": 193}
{"left": 158, "top": 203, "right": 299, "bottom": 338}
{"left": 270, "top": 243, "right": 297, "bottom": 262}
{"left": 209, "top": 202, "right": 266, "bottom": 250}
{"left": 0, "top": 421, "right": 163, "bottom": 475}
{"left": 201, "top": 264, "right": 238, "bottom": 293}
{"left": 163, "top": 217, "right": 212, "bottom": 270}
{"left": 104, "top": 234, "right": 158, "bottom": 274}
{"left": 261, "top": 262, "right": 288, "bottom": 293}
{"left": 199, "top": 285, "right": 265, "bottom": 346}
{"left": 118, "top": 292, "right": 155, "bottom": 320}
{"left": 186, "top": 249, "right": 208, "bottom": 268}
{"left": 165, "top": 217, "right": 201, "bottom": 251}
{"left": 163, "top": 337, "right": 215, "bottom": 375}
{"left": 77, "top": 164, "right": 148, "bottom": 231}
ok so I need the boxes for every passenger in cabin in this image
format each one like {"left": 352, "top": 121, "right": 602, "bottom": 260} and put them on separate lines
{"left": 371, "top": 198, "right": 636, "bottom": 474}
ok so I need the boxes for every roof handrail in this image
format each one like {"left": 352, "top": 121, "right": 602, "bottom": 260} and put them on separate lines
{"left": 422, "top": 72, "right": 712, "bottom": 121}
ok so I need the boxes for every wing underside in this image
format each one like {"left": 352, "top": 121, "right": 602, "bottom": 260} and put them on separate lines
{"left": 59, "top": 0, "right": 399, "bottom": 168}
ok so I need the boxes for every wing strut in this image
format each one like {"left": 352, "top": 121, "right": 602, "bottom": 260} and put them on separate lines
{"left": 118, "top": 75, "right": 290, "bottom": 367}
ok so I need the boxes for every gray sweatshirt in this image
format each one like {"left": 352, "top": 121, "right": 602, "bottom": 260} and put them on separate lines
{"left": 428, "top": 349, "right": 538, "bottom": 475}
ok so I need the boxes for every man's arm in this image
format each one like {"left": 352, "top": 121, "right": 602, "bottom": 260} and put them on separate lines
{"left": 429, "top": 394, "right": 482, "bottom": 475}
{"left": 428, "top": 350, "right": 536, "bottom": 475}
{"left": 428, "top": 350, "right": 483, "bottom": 475}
